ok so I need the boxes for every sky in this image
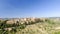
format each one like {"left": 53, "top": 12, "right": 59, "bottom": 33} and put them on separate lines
{"left": 0, "top": 0, "right": 60, "bottom": 18}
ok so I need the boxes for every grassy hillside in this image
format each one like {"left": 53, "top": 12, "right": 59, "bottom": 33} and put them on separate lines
{"left": 0, "top": 18, "right": 60, "bottom": 34}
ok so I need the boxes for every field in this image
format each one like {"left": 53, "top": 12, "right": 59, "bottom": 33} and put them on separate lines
{"left": 0, "top": 17, "right": 60, "bottom": 34}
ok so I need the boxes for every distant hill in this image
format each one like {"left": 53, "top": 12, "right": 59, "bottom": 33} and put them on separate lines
{"left": 0, "top": 17, "right": 60, "bottom": 34}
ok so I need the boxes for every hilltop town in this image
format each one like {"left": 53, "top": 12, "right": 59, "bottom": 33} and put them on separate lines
{"left": 0, "top": 17, "right": 60, "bottom": 34}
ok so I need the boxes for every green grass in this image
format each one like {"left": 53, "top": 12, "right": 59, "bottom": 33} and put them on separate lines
{"left": 52, "top": 31, "right": 60, "bottom": 34}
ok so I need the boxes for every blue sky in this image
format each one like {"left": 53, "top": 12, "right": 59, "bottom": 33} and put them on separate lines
{"left": 0, "top": 0, "right": 60, "bottom": 18}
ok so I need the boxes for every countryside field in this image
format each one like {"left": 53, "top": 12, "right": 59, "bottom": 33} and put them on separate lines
{"left": 0, "top": 17, "right": 60, "bottom": 34}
